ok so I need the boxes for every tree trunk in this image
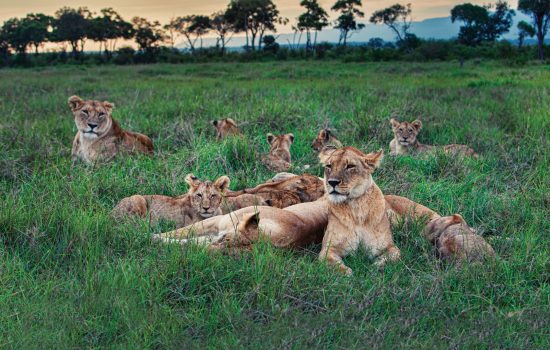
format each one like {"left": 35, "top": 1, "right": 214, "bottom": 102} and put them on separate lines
{"left": 306, "top": 29, "right": 311, "bottom": 51}
{"left": 537, "top": 32, "right": 544, "bottom": 60}
{"left": 313, "top": 31, "right": 318, "bottom": 49}
{"left": 34, "top": 44, "right": 39, "bottom": 55}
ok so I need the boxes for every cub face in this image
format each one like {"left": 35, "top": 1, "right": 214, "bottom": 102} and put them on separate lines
{"left": 267, "top": 133, "right": 294, "bottom": 151}
{"left": 319, "top": 146, "right": 383, "bottom": 204}
{"left": 311, "top": 128, "right": 334, "bottom": 151}
{"left": 68, "top": 95, "right": 114, "bottom": 139}
{"left": 390, "top": 118, "right": 422, "bottom": 147}
{"left": 211, "top": 118, "right": 240, "bottom": 139}
{"left": 186, "top": 174, "right": 230, "bottom": 218}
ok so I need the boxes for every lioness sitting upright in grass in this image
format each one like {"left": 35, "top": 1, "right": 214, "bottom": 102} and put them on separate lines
{"left": 311, "top": 128, "right": 343, "bottom": 151}
{"left": 211, "top": 118, "right": 242, "bottom": 140}
{"left": 68, "top": 95, "right": 153, "bottom": 164}
{"left": 389, "top": 118, "right": 477, "bottom": 157}
{"left": 112, "top": 174, "right": 229, "bottom": 228}
{"left": 261, "top": 133, "right": 294, "bottom": 172}
{"left": 319, "top": 146, "right": 400, "bottom": 275}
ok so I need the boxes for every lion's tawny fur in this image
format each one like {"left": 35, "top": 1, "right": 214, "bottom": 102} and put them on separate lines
{"left": 311, "top": 128, "right": 343, "bottom": 151}
{"left": 211, "top": 118, "right": 242, "bottom": 140}
{"left": 262, "top": 133, "right": 294, "bottom": 172}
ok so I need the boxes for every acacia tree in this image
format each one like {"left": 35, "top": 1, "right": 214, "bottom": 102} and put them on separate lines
{"left": 131, "top": 17, "right": 165, "bottom": 52}
{"left": 332, "top": 0, "right": 365, "bottom": 46}
{"left": 518, "top": 0, "right": 550, "bottom": 60}
{"left": 517, "top": 20, "right": 536, "bottom": 47}
{"left": 211, "top": 11, "right": 235, "bottom": 53}
{"left": 1, "top": 18, "right": 30, "bottom": 54}
{"left": 172, "top": 16, "right": 207, "bottom": 52}
{"left": 298, "top": 0, "right": 329, "bottom": 51}
{"left": 369, "top": 3, "right": 412, "bottom": 43}
{"left": 451, "top": 1, "right": 514, "bottom": 45}
{"left": 51, "top": 7, "right": 92, "bottom": 56}
{"left": 23, "top": 14, "right": 52, "bottom": 55}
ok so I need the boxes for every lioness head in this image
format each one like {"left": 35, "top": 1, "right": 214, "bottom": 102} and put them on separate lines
{"left": 211, "top": 118, "right": 241, "bottom": 139}
{"left": 185, "top": 173, "right": 230, "bottom": 218}
{"left": 267, "top": 133, "right": 294, "bottom": 152}
{"left": 390, "top": 118, "right": 422, "bottom": 147}
{"left": 319, "top": 146, "right": 383, "bottom": 204}
{"left": 68, "top": 96, "right": 114, "bottom": 139}
{"left": 311, "top": 128, "right": 339, "bottom": 151}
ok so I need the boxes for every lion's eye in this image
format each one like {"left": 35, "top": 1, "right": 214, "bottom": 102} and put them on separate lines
{"left": 211, "top": 194, "right": 216, "bottom": 199}
{"left": 196, "top": 193, "right": 202, "bottom": 198}
{"left": 399, "top": 128, "right": 403, "bottom": 132}
{"left": 98, "top": 112, "right": 106, "bottom": 119}
{"left": 325, "top": 165, "right": 332, "bottom": 170}
{"left": 81, "top": 110, "right": 89, "bottom": 116}
{"left": 408, "top": 128, "right": 413, "bottom": 132}
{"left": 346, "top": 164, "right": 356, "bottom": 170}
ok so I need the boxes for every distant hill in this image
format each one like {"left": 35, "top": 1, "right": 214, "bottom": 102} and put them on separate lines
{"left": 180, "top": 12, "right": 537, "bottom": 49}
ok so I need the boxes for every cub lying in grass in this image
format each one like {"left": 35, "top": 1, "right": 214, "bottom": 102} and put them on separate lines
{"left": 424, "top": 214, "right": 495, "bottom": 263}
{"left": 311, "top": 128, "right": 343, "bottom": 151}
{"left": 389, "top": 118, "right": 478, "bottom": 158}
{"left": 319, "top": 146, "right": 400, "bottom": 274}
{"left": 68, "top": 95, "right": 153, "bottom": 164}
{"left": 211, "top": 118, "right": 242, "bottom": 140}
{"left": 261, "top": 133, "right": 294, "bottom": 172}
{"left": 112, "top": 174, "right": 229, "bottom": 228}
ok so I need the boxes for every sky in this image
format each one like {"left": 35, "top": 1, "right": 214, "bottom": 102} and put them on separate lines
{"left": 0, "top": 1, "right": 520, "bottom": 25}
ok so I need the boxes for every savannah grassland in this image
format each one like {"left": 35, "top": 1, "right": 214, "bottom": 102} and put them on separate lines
{"left": 0, "top": 60, "right": 548, "bottom": 349}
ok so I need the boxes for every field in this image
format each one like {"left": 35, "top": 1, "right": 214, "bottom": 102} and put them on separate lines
{"left": 0, "top": 61, "right": 549, "bottom": 348}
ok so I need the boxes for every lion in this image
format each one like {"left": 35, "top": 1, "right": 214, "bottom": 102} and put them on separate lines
{"left": 211, "top": 118, "right": 242, "bottom": 140}
{"left": 151, "top": 199, "right": 329, "bottom": 251}
{"left": 68, "top": 95, "right": 153, "bottom": 164}
{"left": 311, "top": 128, "right": 343, "bottom": 151}
{"left": 112, "top": 174, "right": 229, "bottom": 228}
{"left": 221, "top": 194, "right": 268, "bottom": 214}
{"left": 319, "top": 146, "right": 400, "bottom": 274}
{"left": 384, "top": 194, "right": 441, "bottom": 225}
{"left": 261, "top": 133, "right": 294, "bottom": 172}
{"left": 424, "top": 214, "right": 495, "bottom": 263}
{"left": 389, "top": 118, "right": 478, "bottom": 158}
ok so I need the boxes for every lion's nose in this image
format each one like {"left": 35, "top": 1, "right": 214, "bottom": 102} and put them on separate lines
{"left": 88, "top": 123, "right": 98, "bottom": 130}
{"left": 328, "top": 179, "right": 341, "bottom": 188}
{"left": 202, "top": 206, "right": 210, "bottom": 211}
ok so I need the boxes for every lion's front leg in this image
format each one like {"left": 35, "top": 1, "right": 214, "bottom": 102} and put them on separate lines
{"left": 152, "top": 216, "right": 222, "bottom": 243}
{"left": 319, "top": 223, "right": 359, "bottom": 275}
{"left": 71, "top": 133, "right": 80, "bottom": 165}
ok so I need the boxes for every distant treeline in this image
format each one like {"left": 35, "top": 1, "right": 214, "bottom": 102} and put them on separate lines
{"left": 1, "top": 0, "right": 549, "bottom": 68}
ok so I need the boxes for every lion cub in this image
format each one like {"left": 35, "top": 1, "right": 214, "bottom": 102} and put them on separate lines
{"left": 112, "top": 174, "right": 229, "bottom": 228}
{"left": 311, "top": 128, "right": 343, "bottom": 151}
{"left": 319, "top": 146, "right": 400, "bottom": 274}
{"left": 424, "top": 214, "right": 495, "bottom": 263}
{"left": 389, "top": 118, "right": 477, "bottom": 157}
{"left": 261, "top": 133, "right": 294, "bottom": 172}
{"left": 68, "top": 95, "right": 153, "bottom": 164}
{"left": 211, "top": 118, "right": 242, "bottom": 140}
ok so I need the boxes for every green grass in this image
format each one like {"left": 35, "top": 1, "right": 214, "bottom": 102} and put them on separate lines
{"left": 1, "top": 61, "right": 549, "bottom": 349}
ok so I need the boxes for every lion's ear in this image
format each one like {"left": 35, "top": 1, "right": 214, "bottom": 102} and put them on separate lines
{"left": 226, "top": 118, "right": 236, "bottom": 125}
{"left": 237, "top": 211, "right": 260, "bottom": 241}
{"left": 185, "top": 173, "right": 201, "bottom": 189}
{"left": 411, "top": 120, "right": 422, "bottom": 131}
{"left": 214, "top": 175, "right": 230, "bottom": 193}
{"left": 211, "top": 120, "right": 219, "bottom": 127}
{"left": 390, "top": 118, "right": 400, "bottom": 128}
{"left": 287, "top": 133, "right": 294, "bottom": 143}
{"left": 103, "top": 101, "right": 114, "bottom": 113}
{"left": 318, "top": 145, "right": 337, "bottom": 165}
{"left": 451, "top": 214, "right": 465, "bottom": 225}
{"left": 68, "top": 95, "right": 84, "bottom": 111}
{"left": 267, "top": 133, "right": 275, "bottom": 144}
{"left": 364, "top": 149, "right": 384, "bottom": 169}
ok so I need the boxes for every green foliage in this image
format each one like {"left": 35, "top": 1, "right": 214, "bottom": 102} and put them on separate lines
{"left": 0, "top": 62, "right": 549, "bottom": 348}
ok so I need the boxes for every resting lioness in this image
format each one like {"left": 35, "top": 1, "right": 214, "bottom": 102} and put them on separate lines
{"left": 112, "top": 174, "right": 229, "bottom": 228}
{"left": 389, "top": 118, "right": 478, "bottom": 158}
{"left": 424, "top": 214, "right": 495, "bottom": 263}
{"left": 211, "top": 118, "right": 242, "bottom": 140}
{"left": 261, "top": 133, "right": 294, "bottom": 172}
{"left": 311, "top": 128, "right": 343, "bottom": 151}
{"left": 68, "top": 95, "right": 153, "bottom": 164}
{"left": 319, "top": 146, "right": 400, "bottom": 274}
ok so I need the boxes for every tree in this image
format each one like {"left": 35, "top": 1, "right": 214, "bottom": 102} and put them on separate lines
{"left": 1, "top": 18, "right": 31, "bottom": 54}
{"left": 210, "top": 11, "right": 235, "bottom": 53}
{"left": 171, "top": 16, "right": 208, "bottom": 52}
{"left": 226, "top": 0, "right": 284, "bottom": 50}
{"left": 518, "top": 0, "right": 550, "bottom": 60}
{"left": 22, "top": 14, "right": 52, "bottom": 55}
{"left": 331, "top": 0, "right": 365, "bottom": 46}
{"left": 131, "top": 17, "right": 165, "bottom": 52}
{"left": 164, "top": 17, "right": 180, "bottom": 49}
{"left": 517, "top": 20, "right": 536, "bottom": 47}
{"left": 297, "top": 0, "right": 329, "bottom": 51}
{"left": 262, "top": 34, "right": 279, "bottom": 52}
{"left": 189, "top": 15, "right": 212, "bottom": 49}
{"left": 369, "top": 3, "right": 412, "bottom": 43}
{"left": 1, "top": 15, "right": 52, "bottom": 55}
{"left": 51, "top": 7, "right": 92, "bottom": 56}
{"left": 451, "top": 1, "right": 514, "bottom": 46}
{"left": 92, "top": 8, "right": 132, "bottom": 55}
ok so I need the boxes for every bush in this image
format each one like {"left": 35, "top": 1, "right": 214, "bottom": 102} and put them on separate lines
{"left": 114, "top": 46, "right": 135, "bottom": 65}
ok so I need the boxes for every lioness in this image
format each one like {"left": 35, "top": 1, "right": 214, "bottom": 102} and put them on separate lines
{"left": 68, "top": 95, "right": 153, "bottom": 164}
{"left": 424, "top": 214, "right": 495, "bottom": 263}
{"left": 261, "top": 133, "right": 294, "bottom": 172}
{"left": 112, "top": 174, "right": 229, "bottom": 228}
{"left": 319, "top": 146, "right": 400, "bottom": 274}
{"left": 211, "top": 118, "right": 242, "bottom": 140}
{"left": 311, "top": 128, "right": 343, "bottom": 151}
{"left": 389, "top": 118, "right": 478, "bottom": 158}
